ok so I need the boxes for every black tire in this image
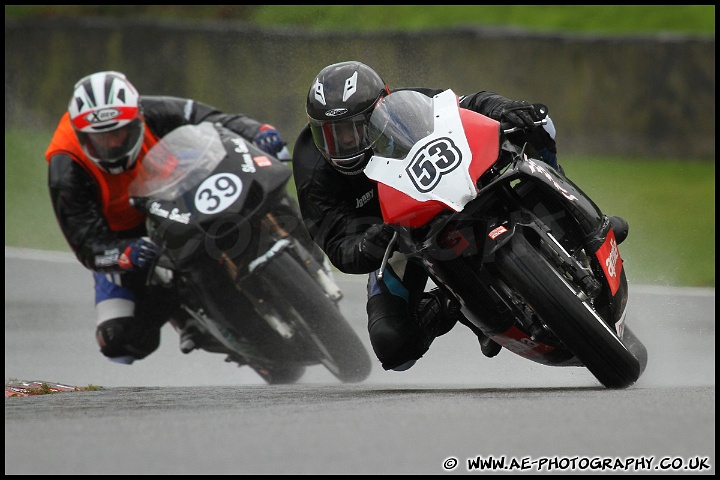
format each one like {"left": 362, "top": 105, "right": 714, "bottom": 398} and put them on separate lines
{"left": 494, "top": 233, "right": 642, "bottom": 388}
{"left": 255, "top": 251, "right": 372, "bottom": 383}
{"left": 251, "top": 364, "right": 307, "bottom": 385}
{"left": 622, "top": 327, "right": 648, "bottom": 379}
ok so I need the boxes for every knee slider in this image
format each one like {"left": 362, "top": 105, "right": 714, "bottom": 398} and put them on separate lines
{"left": 96, "top": 316, "right": 160, "bottom": 361}
{"left": 367, "top": 294, "right": 426, "bottom": 370}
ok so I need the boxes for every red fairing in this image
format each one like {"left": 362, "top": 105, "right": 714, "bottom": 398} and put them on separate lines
{"left": 377, "top": 182, "right": 444, "bottom": 227}
{"left": 595, "top": 229, "right": 623, "bottom": 295}
{"left": 460, "top": 109, "right": 501, "bottom": 183}
{"left": 377, "top": 109, "right": 501, "bottom": 228}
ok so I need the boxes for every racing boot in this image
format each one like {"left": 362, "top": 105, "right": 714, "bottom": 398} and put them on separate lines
{"left": 454, "top": 313, "right": 503, "bottom": 358}
{"left": 608, "top": 215, "right": 629, "bottom": 245}
{"left": 415, "top": 288, "right": 460, "bottom": 351}
{"left": 179, "top": 322, "right": 203, "bottom": 354}
{"left": 477, "top": 332, "right": 502, "bottom": 358}
{"left": 170, "top": 317, "right": 203, "bottom": 354}
{"left": 174, "top": 316, "right": 228, "bottom": 354}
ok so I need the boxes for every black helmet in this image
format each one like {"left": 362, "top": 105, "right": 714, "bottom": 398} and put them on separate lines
{"left": 306, "top": 61, "right": 389, "bottom": 175}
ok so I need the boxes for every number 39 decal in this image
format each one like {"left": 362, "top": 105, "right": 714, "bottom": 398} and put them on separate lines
{"left": 195, "top": 173, "right": 243, "bottom": 214}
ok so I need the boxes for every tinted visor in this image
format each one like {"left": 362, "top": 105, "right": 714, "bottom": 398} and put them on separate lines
{"left": 78, "top": 118, "right": 143, "bottom": 164}
{"left": 309, "top": 110, "right": 373, "bottom": 165}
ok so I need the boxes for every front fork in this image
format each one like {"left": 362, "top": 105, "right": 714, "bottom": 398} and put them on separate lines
{"left": 221, "top": 212, "right": 343, "bottom": 303}
{"left": 263, "top": 212, "right": 343, "bottom": 302}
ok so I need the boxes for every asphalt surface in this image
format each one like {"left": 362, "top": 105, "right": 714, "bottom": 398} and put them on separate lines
{"left": 4, "top": 247, "right": 716, "bottom": 475}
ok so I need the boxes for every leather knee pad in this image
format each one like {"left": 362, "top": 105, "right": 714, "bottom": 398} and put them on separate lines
{"left": 96, "top": 316, "right": 161, "bottom": 361}
{"left": 367, "top": 294, "right": 426, "bottom": 370}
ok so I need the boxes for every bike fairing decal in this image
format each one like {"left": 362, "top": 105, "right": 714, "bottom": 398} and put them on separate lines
{"left": 230, "top": 137, "right": 257, "bottom": 173}
{"left": 195, "top": 173, "right": 243, "bottom": 215}
{"left": 148, "top": 202, "right": 191, "bottom": 224}
{"left": 365, "top": 89, "right": 476, "bottom": 210}
{"left": 231, "top": 134, "right": 275, "bottom": 170}
{"left": 526, "top": 158, "right": 578, "bottom": 202}
{"left": 488, "top": 225, "right": 508, "bottom": 240}
{"left": 253, "top": 155, "right": 273, "bottom": 167}
{"left": 595, "top": 229, "right": 623, "bottom": 296}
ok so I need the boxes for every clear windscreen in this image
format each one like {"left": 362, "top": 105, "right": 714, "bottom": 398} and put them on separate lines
{"left": 129, "top": 122, "right": 226, "bottom": 200}
{"left": 367, "top": 90, "right": 435, "bottom": 160}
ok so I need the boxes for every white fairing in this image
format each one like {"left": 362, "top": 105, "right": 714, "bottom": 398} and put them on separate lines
{"left": 364, "top": 89, "right": 477, "bottom": 212}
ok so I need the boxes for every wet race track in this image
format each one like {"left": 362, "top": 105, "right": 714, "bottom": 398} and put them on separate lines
{"left": 4, "top": 248, "right": 715, "bottom": 475}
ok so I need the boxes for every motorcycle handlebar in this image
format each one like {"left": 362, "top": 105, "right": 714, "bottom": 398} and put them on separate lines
{"left": 502, "top": 119, "right": 547, "bottom": 135}
{"left": 275, "top": 145, "right": 291, "bottom": 162}
{"left": 376, "top": 231, "right": 398, "bottom": 281}
{"left": 129, "top": 196, "right": 147, "bottom": 213}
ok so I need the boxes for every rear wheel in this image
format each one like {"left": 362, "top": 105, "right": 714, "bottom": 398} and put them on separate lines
{"left": 494, "top": 233, "right": 642, "bottom": 388}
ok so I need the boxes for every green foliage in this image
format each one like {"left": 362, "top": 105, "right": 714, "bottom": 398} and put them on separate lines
{"left": 4, "top": 129, "right": 68, "bottom": 251}
{"left": 3, "top": 7, "right": 714, "bottom": 287}
{"left": 563, "top": 157, "right": 715, "bottom": 288}
{"left": 5, "top": 5, "right": 715, "bottom": 36}
{"left": 252, "top": 5, "right": 715, "bottom": 36}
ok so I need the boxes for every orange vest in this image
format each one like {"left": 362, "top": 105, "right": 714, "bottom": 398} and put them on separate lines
{"left": 45, "top": 112, "right": 160, "bottom": 232}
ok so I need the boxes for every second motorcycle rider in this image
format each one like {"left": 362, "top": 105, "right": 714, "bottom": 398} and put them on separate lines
{"left": 291, "top": 61, "right": 630, "bottom": 373}
{"left": 44, "top": 70, "right": 321, "bottom": 365}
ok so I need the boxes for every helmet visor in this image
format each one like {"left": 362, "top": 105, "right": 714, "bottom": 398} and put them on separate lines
{"left": 78, "top": 118, "right": 144, "bottom": 165}
{"left": 309, "top": 110, "right": 373, "bottom": 165}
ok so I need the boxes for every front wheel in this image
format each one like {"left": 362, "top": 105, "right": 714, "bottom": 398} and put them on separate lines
{"left": 251, "top": 364, "right": 307, "bottom": 385}
{"left": 494, "top": 233, "right": 643, "bottom": 388}
{"left": 254, "top": 251, "right": 373, "bottom": 383}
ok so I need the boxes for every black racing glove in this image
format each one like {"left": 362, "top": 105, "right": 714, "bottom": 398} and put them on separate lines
{"left": 496, "top": 100, "right": 540, "bottom": 129}
{"left": 358, "top": 224, "right": 395, "bottom": 264}
{"left": 523, "top": 103, "right": 558, "bottom": 168}
{"left": 497, "top": 101, "right": 559, "bottom": 168}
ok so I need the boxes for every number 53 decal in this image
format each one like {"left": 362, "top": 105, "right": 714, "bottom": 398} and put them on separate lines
{"left": 407, "top": 137, "right": 462, "bottom": 193}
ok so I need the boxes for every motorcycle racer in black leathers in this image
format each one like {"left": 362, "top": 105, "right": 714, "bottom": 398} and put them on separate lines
{"left": 292, "top": 61, "right": 627, "bottom": 372}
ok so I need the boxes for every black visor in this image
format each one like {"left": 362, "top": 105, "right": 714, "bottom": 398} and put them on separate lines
{"left": 78, "top": 118, "right": 144, "bottom": 165}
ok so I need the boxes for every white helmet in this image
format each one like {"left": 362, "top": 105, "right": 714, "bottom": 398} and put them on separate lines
{"left": 68, "top": 71, "right": 144, "bottom": 174}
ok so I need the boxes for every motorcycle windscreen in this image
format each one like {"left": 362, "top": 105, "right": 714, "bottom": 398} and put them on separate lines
{"left": 366, "top": 89, "right": 500, "bottom": 227}
{"left": 130, "top": 122, "right": 226, "bottom": 200}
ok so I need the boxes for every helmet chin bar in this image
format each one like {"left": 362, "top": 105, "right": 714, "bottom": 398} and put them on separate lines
{"left": 98, "top": 156, "right": 132, "bottom": 175}
{"left": 329, "top": 150, "right": 372, "bottom": 176}
{"left": 88, "top": 123, "right": 144, "bottom": 174}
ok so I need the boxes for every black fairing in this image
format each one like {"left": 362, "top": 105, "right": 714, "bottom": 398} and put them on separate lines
{"left": 138, "top": 125, "right": 292, "bottom": 271}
